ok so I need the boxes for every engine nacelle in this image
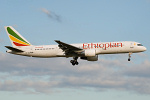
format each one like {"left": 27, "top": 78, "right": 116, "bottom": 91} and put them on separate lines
{"left": 84, "top": 49, "right": 96, "bottom": 57}
{"left": 80, "top": 55, "right": 98, "bottom": 61}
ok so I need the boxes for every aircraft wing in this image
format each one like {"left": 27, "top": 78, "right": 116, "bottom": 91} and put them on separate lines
{"left": 5, "top": 46, "right": 24, "bottom": 52}
{"left": 55, "top": 40, "right": 83, "bottom": 55}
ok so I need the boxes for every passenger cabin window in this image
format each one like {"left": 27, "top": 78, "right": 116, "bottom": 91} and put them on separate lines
{"left": 137, "top": 44, "right": 143, "bottom": 46}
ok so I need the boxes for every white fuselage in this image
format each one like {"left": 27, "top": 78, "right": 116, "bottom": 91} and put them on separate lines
{"left": 7, "top": 41, "right": 147, "bottom": 58}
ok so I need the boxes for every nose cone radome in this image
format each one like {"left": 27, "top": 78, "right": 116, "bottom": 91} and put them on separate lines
{"left": 143, "top": 47, "right": 147, "bottom": 51}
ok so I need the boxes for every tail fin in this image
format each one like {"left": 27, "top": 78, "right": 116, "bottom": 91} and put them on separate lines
{"left": 4, "top": 26, "right": 31, "bottom": 47}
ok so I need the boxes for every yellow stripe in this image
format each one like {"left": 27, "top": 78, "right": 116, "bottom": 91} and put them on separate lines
{"left": 9, "top": 35, "right": 30, "bottom": 46}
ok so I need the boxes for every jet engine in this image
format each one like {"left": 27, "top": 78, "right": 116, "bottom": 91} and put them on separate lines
{"left": 84, "top": 49, "right": 96, "bottom": 57}
{"left": 80, "top": 55, "right": 98, "bottom": 61}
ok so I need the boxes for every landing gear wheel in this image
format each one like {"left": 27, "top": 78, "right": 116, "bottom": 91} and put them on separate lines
{"left": 70, "top": 60, "right": 79, "bottom": 66}
{"left": 128, "top": 58, "right": 130, "bottom": 61}
{"left": 70, "top": 57, "right": 79, "bottom": 66}
{"left": 76, "top": 62, "right": 79, "bottom": 65}
{"left": 72, "top": 62, "right": 76, "bottom": 66}
{"left": 70, "top": 60, "right": 74, "bottom": 63}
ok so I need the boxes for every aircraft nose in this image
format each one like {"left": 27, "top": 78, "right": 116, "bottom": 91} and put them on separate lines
{"left": 143, "top": 47, "right": 147, "bottom": 51}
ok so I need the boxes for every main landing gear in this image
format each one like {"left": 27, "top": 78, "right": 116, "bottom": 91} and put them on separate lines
{"left": 128, "top": 52, "right": 132, "bottom": 61}
{"left": 70, "top": 57, "right": 79, "bottom": 66}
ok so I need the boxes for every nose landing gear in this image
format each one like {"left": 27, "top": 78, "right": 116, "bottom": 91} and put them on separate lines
{"left": 128, "top": 52, "right": 132, "bottom": 61}
{"left": 70, "top": 57, "right": 79, "bottom": 66}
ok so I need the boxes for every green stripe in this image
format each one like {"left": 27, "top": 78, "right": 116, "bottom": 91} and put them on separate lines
{"left": 7, "top": 27, "right": 30, "bottom": 44}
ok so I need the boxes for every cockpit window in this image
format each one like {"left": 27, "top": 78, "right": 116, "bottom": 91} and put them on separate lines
{"left": 137, "top": 44, "right": 143, "bottom": 46}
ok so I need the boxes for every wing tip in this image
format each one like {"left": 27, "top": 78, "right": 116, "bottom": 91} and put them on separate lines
{"left": 54, "top": 40, "right": 60, "bottom": 42}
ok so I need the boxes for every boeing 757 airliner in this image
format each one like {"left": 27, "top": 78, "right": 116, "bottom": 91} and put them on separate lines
{"left": 5, "top": 26, "right": 147, "bottom": 65}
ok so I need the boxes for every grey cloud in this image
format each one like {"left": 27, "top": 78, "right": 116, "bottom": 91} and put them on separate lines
{"left": 0, "top": 53, "right": 150, "bottom": 94}
{"left": 123, "top": 60, "right": 150, "bottom": 78}
{"left": 40, "top": 8, "right": 62, "bottom": 22}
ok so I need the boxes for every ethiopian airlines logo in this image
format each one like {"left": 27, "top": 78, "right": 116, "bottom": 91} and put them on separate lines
{"left": 7, "top": 27, "right": 30, "bottom": 46}
{"left": 83, "top": 42, "right": 123, "bottom": 50}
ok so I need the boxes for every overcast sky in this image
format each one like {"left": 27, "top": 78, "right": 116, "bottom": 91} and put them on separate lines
{"left": 0, "top": 0, "right": 150, "bottom": 100}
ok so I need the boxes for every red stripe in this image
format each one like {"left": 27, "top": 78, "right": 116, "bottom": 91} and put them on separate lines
{"left": 13, "top": 42, "right": 29, "bottom": 46}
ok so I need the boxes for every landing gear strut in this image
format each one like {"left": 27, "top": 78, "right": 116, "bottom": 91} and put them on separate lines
{"left": 128, "top": 52, "right": 132, "bottom": 61}
{"left": 70, "top": 57, "right": 79, "bottom": 66}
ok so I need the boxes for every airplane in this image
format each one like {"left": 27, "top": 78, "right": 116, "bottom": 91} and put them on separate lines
{"left": 4, "top": 26, "right": 147, "bottom": 66}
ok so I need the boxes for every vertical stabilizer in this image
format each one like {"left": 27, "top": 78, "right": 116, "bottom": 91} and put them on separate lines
{"left": 4, "top": 26, "right": 31, "bottom": 47}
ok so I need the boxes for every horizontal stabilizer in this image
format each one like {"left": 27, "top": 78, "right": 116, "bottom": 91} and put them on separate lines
{"left": 5, "top": 46, "right": 24, "bottom": 52}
